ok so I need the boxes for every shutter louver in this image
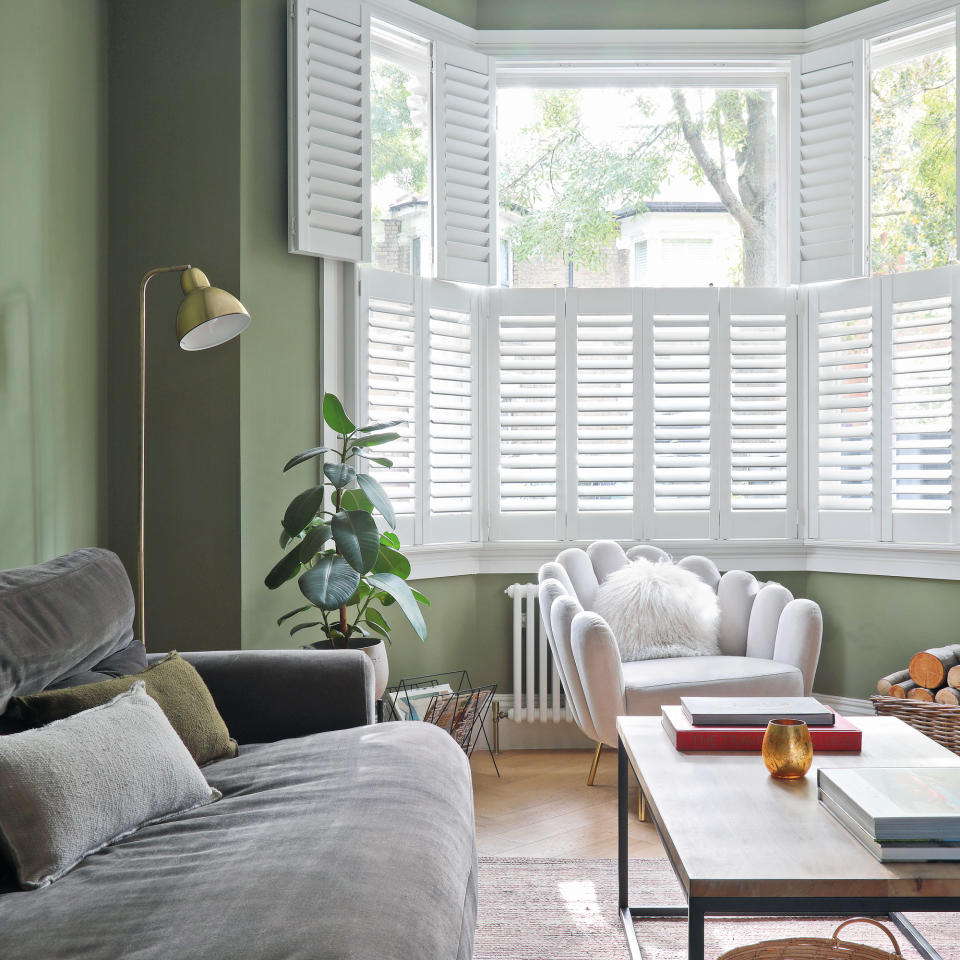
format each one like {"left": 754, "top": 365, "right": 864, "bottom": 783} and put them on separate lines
{"left": 642, "top": 289, "right": 719, "bottom": 540}
{"left": 425, "top": 282, "right": 476, "bottom": 543}
{"left": 792, "top": 41, "right": 865, "bottom": 284}
{"left": 720, "top": 288, "right": 797, "bottom": 539}
{"left": 289, "top": 0, "right": 370, "bottom": 261}
{"left": 361, "top": 270, "right": 416, "bottom": 542}
{"left": 435, "top": 42, "right": 496, "bottom": 286}
{"left": 885, "top": 268, "right": 956, "bottom": 544}
{"left": 810, "top": 277, "right": 881, "bottom": 541}
{"left": 491, "top": 289, "right": 562, "bottom": 540}
{"left": 567, "top": 289, "right": 637, "bottom": 540}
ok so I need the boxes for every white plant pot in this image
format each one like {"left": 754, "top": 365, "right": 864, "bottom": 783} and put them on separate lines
{"left": 357, "top": 638, "right": 389, "bottom": 700}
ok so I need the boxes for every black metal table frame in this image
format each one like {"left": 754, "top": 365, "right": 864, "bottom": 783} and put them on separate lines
{"left": 618, "top": 737, "right": 956, "bottom": 960}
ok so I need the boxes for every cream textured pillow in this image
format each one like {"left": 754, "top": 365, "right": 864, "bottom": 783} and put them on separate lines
{"left": 593, "top": 558, "right": 721, "bottom": 661}
{"left": 0, "top": 682, "right": 220, "bottom": 889}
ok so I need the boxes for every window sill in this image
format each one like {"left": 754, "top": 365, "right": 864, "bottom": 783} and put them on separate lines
{"left": 406, "top": 538, "right": 960, "bottom": 581}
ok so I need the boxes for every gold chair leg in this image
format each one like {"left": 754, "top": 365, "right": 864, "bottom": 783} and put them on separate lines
{"left": 639, "top": 791, "right": 647, "bottom": 822}
{"left": 586, "top": 742, "right": 603, "bottom": 786}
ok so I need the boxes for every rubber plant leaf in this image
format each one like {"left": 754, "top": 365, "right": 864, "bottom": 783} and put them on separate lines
{"left": 298, "top": 523, "right": 332, "bottom": 564}
{"left": 282, "top": 446, "right": 331, "bottom": 472}
{"left": 331, "top": 509, "right": 381, "bottom": 574}
{"left": 366, "top": 572, "right": 427, "bottom": 642}
{"left": 265, "top": 547, "right": 303, "bottom": 590}
{"left": 356, "top": 473, "right": 396, "bottom": 528}
{"left": 322, "top": 393, "right": 355, "bottom": 434}
{"left": 298, "top": 555, "right": 360, "bottom": 610}
{"left": 282, "top": 485, "right": 325, "bottom": 537}
{"left": 323, "top": 462, "right": 356, "bottom": 489}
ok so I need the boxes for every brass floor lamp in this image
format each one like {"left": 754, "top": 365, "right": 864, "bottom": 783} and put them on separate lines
{"left": 137, "top": 265, "right": 250, "bottom": 646}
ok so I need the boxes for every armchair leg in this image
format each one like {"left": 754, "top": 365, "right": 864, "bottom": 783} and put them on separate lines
{"left": 586, "top": 742, "right": 603, "bottom": 786}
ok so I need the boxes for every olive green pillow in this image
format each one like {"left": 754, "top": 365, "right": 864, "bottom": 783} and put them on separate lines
{"left": 10, "top": 653, "right": 238, "bottom": 766}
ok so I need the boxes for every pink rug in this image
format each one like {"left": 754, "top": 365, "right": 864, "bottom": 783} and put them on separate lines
{"left": 475, "top": 858, "right": 959, "bottom": 960}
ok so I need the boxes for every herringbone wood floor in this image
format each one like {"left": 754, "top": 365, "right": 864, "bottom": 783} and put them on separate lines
{"left": 470, "top": 748, "right": 665, "bottom": 858}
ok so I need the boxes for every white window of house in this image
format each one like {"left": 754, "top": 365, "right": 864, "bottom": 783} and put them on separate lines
{"left": 495, "top": 70, "right": 786, "bottom": 289}
{"left": 369, "top": 19, "right": 433, "bottom": 277}
{"left": 633, "top": 240, "right": 648, "bottom": 284}
{"left": 870, "top": 18, "right": 957, "bottom": 276}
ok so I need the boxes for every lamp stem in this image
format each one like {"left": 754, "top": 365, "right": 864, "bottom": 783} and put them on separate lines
{"left": 137, "top": 264, "right": 191, "bottom": 646}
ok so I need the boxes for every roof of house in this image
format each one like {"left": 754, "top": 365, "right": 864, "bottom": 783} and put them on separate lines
{"left": 615, "top": 200, "right": 728, "bottom": 218}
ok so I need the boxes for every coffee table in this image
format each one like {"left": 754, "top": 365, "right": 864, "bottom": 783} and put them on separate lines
{"left": 617, "top": 715, "right": 960, "bottom": 960}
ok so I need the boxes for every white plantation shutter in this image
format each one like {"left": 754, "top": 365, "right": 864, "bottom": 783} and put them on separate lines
{"left": 791, "top": 41, "right": 865, "bottom": 284}
{"left": 808, "top": 276, "right": 882, "bottom": 541}
{"left": 490, "top": 288, "right": 563, "bottom": 540}
{"left": 885, "top": 267, "right": 958, "bottom": 544}
{"left": 566, "top": 288, "right": 639, "bottom": 540}
{"left": 289, "top": 0, "right": 370, "bottom": 260}
{"left": 359, "top": 269, "right": 417, "bottom": 543}
{"left": 424, "top": 280, "right": 478, "bottom": 543}
{"left": 641, "top": 289, "right": 720, "bottom": 540}
{"left": 719, "top": 288, "right": 798, "bottom": 540}
{"left": 435, "top": 42, "right": 496, "bottom": 286}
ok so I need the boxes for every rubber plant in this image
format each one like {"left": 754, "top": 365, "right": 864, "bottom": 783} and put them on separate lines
{"left": 264, "top": 393, "right": 428, "bottom": 648}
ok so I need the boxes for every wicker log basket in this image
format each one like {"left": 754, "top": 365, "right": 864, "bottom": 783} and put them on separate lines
{"left": 717, "top": 918, "right": 902, "bottom": 960}
{"left": 871, "top": 695, "right": 960, "bottom": 756}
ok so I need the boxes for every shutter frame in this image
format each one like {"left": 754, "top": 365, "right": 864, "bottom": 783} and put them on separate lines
{"left": 791, "top": 40, "right": 866, "bottom": 284}
{"left": 289, "top": 0, "right": 371, "bottom": 261}
{"left": 435, "top": 40, "right": 497, "bottom": 286}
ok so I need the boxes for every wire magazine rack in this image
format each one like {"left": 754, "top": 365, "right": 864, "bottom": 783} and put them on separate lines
{"left": 384, "top": 671, "right": 499, "bottom": 776}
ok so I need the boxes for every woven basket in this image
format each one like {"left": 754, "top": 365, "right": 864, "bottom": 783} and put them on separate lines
{"left": 872, "top": 695, "right": 960, "bottom": 756}
{"left": 717, "top": 918, "right": 902, "bottom": 960}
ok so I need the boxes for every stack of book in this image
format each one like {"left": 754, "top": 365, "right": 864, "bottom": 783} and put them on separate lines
{"left": 660, "top": 696, "right": 862, "bottom": 751}
{"left": 819, "top": 767, "right": 960, "bottom": 861}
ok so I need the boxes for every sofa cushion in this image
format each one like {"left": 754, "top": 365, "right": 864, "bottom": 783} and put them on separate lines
{"left": 0, "top": 721, "right": 478, "bottom": 960}
{"left": 9, "top": 653, "right": 238, "bottom": 767}
{"left": 623, "top": 655, "right": 803, "bottom": 715}
{"left": 0, "top": 683, "right": 220, "bottom": 889}
{"left": 45, "top": 639, "right": 147, "bottom": 689}
{"left": 0, "top": 549, "right": 136, "bottom": 713}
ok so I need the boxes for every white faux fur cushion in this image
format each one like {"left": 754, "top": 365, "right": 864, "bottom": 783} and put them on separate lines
{"left": 593, "top": 558, "right": 721, "bottom": 662}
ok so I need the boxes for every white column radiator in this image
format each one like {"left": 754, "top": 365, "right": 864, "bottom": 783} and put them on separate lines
{"left": 504, "top": 583, "right": 571, "bottom": 724}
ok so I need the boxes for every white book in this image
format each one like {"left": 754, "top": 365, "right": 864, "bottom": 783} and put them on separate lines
{"left": 680, "top": 696, "right": 834, "bottom": 726}
{"left": 818, "top": 767, "right": 960, "bottom": 842}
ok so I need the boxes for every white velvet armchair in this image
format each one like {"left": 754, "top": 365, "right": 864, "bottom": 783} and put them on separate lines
{"left": 538, "top": 540, "right": 823, "bottom": 786}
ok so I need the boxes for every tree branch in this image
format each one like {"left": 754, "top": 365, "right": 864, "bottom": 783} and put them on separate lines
{"left": 670, "top": 90, "right": 759, "bottom": 239}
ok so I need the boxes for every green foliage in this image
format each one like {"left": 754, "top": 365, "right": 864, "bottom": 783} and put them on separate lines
{"left": 498, "top": 87, "right": 778, "bottom": 284}
{"left": 371, "top": 62, "right": 428, "bottom": 195}
{"left": 265, "top": 393, "right": 428, "bottom": 649}
{"left": 871, "top": 50, "right": 957, "bottom": 275}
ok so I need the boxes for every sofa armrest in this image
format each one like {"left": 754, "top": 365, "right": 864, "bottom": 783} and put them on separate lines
{"left": 148, "top": 649, "right": 375, "bottom": 743}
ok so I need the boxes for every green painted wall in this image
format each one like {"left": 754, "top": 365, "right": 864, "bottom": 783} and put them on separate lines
{"left": 239, "top": 0, "right": 323, "bottom": 651}
{"left": 413, "top": 0, "right": 478, "bottom": 27}
{"left": 107, "top": 0, "right": 243, "bottom": 652}
{"left": 0, "top": 0, "right": 106, "bottom": 570}
{"left": 805, "top": 0, "right": 888, "bottom": 27}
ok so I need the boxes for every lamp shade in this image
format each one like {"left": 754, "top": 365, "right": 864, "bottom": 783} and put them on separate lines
{"left": 176, "top": 268, "right": 251, "bottom": 351}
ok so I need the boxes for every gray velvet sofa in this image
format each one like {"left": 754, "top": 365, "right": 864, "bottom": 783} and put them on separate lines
{"left": 0, "top": 548, "right": 478, "bottom": 960}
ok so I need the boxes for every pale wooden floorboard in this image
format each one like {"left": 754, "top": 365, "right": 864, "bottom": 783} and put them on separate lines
{"left": 470, "top": 748, "right": 665, "bottom": 859}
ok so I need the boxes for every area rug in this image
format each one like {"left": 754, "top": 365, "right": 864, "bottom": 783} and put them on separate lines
{"left": 475, "top": 858, "right": 960, "bottom": 960}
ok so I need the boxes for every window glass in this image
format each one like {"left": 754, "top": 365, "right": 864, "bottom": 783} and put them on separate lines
{"left": 870, "top": 24, "right": 957, "bottom": 275}
{"left": 370, "top": 20, "right": 433, "bottom": 277}
{"left": 496, "top": 85, "right": 779, "bottom": 288}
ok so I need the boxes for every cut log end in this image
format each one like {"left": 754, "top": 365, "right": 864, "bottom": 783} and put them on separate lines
{"left": 877, "top": 669, "right": 911, "bottom": 695}
{"left": 889, "top": 679, "right": 918, "bottom": 698}
{"left": 909, "top": 648, "right": 960, "bottom": 689}
{"left": 907, "top": 686, "right": 936, "bottom": 701}
{"left": 935, "top": 686, "right": 960, "bottom": 706}
{"left": 948, "top": 664, "right": 960, "bottom": 690}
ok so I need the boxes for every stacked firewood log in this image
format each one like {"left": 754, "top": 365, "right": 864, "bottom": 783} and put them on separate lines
{"left": 877, "top": 644, "right": 960, "bottom": 704}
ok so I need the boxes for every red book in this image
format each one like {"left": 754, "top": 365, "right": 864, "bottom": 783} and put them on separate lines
{"left": 661, "top": 704, "right": 862, "bottom": 752}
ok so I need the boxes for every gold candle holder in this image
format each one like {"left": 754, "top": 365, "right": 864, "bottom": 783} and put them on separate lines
{"left": 761, "top": 718, "right": 813, "bottom": 779}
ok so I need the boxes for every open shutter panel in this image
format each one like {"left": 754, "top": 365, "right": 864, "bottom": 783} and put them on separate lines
{"left": 289, "top": 0, "right": 370, "bottom": 260}
{"left": 885, "top": 267, "right": 957, "bottom": 544}
{"left": 360, "top": 269, "right": 416, "bottom": 544}
{"left": 719, "top": 288, "right": 798, "bottom": 540}
{"left": 490, "top": 288, "right": 563, "bottom": 540}
{"left": 641, "top": 288, "right": 720, "bottom": 540}
{"left": 566, "top": 288, "right": 639, "bottom": 540}
{"left": 792, "top": 41, "right": 865, "bottom": 284}
{"left": 435, "top": 42, "right": 496, "bottom": 286}
{"left": 424, "top": 280, "right": 478, "bottom": 544}
{"left": 808, "top": 276, "right": 882, "bottom": 541}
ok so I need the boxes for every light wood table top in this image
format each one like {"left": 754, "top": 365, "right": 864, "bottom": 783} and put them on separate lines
{"left": 617, "top": 715, "right": 960, "bottom": 901}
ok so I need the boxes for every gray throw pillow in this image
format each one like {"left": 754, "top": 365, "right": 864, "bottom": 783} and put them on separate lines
{"left": 0, "top": 682, "right": 220, "bottom": 889}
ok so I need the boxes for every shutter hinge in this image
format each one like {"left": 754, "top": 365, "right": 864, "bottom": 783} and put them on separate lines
{"left": 288, "top": 0, "right": 295, "bottom": 19}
